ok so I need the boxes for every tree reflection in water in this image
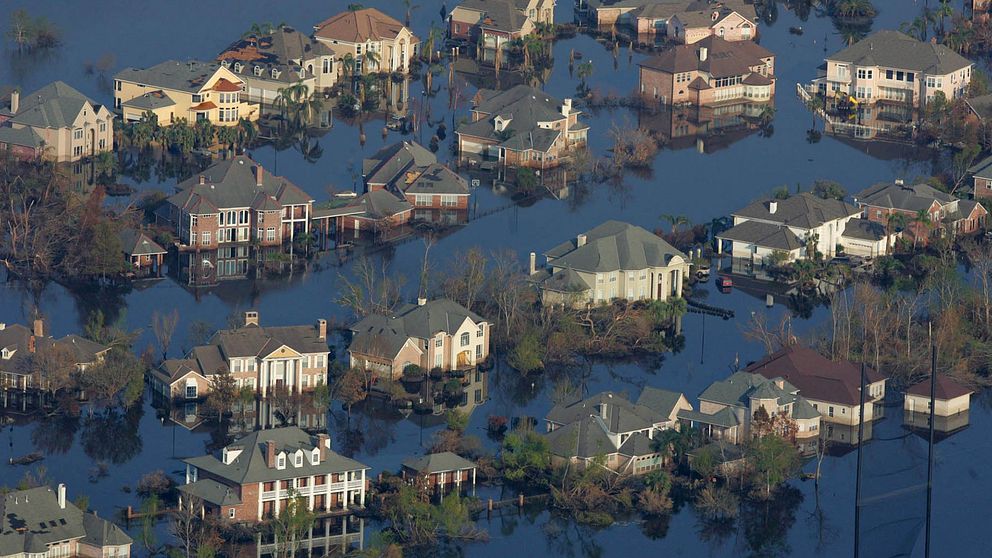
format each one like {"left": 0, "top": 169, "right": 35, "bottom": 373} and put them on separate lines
{"left": 742, "top": 485, "right": 804, "bottom": 557}
{"left": 31, "top": 412, "right": 80, "bottom": 455}
{"left": 542, "top": 516, "right": 604, "bottom": 558}
{"left": 80, "top": 403, "right": 143, "bottom": 464}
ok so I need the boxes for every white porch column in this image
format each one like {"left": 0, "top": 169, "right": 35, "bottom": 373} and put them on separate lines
{"left": 308, "top": 475, "right": 315, "bottom": 511}
{"left": 359, "top": 469, "right": 366, "bottom": 507}
{"left": 257, "top": 483, "right": 264, "bottom": 521}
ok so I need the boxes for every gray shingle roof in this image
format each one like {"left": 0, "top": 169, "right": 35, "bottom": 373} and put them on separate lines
{"left": 178, "top": 479, "right": 243, "bottom": 507}
{"left": 969, "top": 153, "right": 992, "bottom": 179}
{"left": 539, "top": 267, "right": 592, "bottom": 293}
{"left": 115, "top": 60, "right": 228, "bottom": 93}
{"left": 459, "top": 85, "right": 583, "bottom": 154}
{"left": 183, "top": 426, "right": 368, "bottom": 485}
{"left": 826, "top": 30, "right": 972, "bottom": 76}
{"left": 121, "top": 90, "right": 176, "bottom": 111}
{"left": 733, "top": 193, "right": 861, "bottom": 229}
{"left": 677, "top": 407, "right": 741, "bottom": 428}
{"left": 168, "top": 155, "right": 312, "bottom": 214}
{"left": 363, "top": 140, "right": 437, "bottom": 187}
{"left": 458, "top": 0, "right": 528, "bottom": 33}
{"left": 841, "top": 218, "right": 887, "bottom": 241}
{"left": 217, "top": 27, "right": 332, "bottom": 84}
{"left": 346, "top": 189, "right": 413, "bottom": 219}
{"left": 698, "top": 371, "right": 794, "bottom": 407}
{"left": 0, "top": 126, "right": 43, "bottom": 149}
{"left": 211, "top": 322, "right": 328, "bottom": 359}
{"left": 54, "top": 335, "right": 109, "bottom": 365}
{"left": 636, "top": 386, "right": 687, "bottom": 419}
{"left": 402, "top": 451, "right": 477, "bottom": 473}
{"left": 854, "top": 182, "right": 955, "bottom": 213}
{"left": 349, "top": 299, "right": 486, "bottom": 358}
{"left": 617, "top": 431, "right": 657, "bottom": 457}
{"left": 119, "top": 228, "right": 168, "bottom": 257}
{"left": 544, "top": 220, "right": 687, "bottom": 273}
{"left": 545, "top": 415, "right": 618, "bottom": 459}
{"left": 8, "top": 81, "right": 103, "bottom": 130}
{"left": 719, "top": 220, "right": 802, "bottom": 251}
{"left": 547, "top": 391, "right": 661, "bottom": 433}
{"left": 403, "top": 164, "right": 470, "bottom": 196}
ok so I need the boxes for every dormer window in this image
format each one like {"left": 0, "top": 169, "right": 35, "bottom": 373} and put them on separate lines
{"left": 277, "top": 454, "right": 286, "bottom": 469}
{"left": 234, "top": 62, "right": 244, "bottom": 73}
{"left": 221, "top": 60, "right": 230, "bottom": 68}
{"left": 271, "top": 68, "right": 281, "bottom": 79}
{"left": 295, "top": 452, "right": 303, "bottom": 467}
{"left": 311, "top": 448, "right": 320, "bottom": 464}
{"left": 1, "top": 348, "right": 8, "bottom": 359}
{"left": 253, "top": 66, "right": 263, "bottom": 76}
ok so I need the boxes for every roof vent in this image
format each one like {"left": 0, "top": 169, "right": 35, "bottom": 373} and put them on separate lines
{"left": 895, "top": 178, "right": 904, "bottom": 186}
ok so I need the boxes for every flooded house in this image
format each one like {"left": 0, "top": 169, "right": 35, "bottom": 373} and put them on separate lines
{"left": 0, "top": 320, "right": 108, "bottom": 393}
{"left": 854, "top": 180, "right": 989, "bottom": 241}
{"left": 114, "top": 60, "right": 259, "bottom": 125}
{"left": 544, "top": 389, "right": 692, "bottom": 475}
{"left": 119, "top": 228, "right": 167, "bottom": 278}
{"left": 448, "top": 0, "right": 555, "bottom": 61}
{"left": 0, "top": 484, "right": 132, "bottom": 558}
{"left": 745, "top": 346, "right": 886, "bottom": 426}
{"left": 456, "top": 84, "right": 588, "bottom": 170}
{"left": 180, "top": 427, "right": 370, "bottom": 521}
{"left": 347, "top": 298, "right": 491, "bottom": 378}
{"left": 148, "top": 311, "right": 330, "bottom": 400}
{"left": 638, "top": 36, "right": 775, "bottom": 107}
{"left": 637, "top": 100, "right": 772, "bottom": 154}
{"left": 904, "top": 376, "right": 974, "bottom": 434}
{"left": 528, "top": 220, "right": 690, "bottom": 308}
{"left": 216, "top": 26, "right": 338, "bottom": 107}
{"left": 313, "top": 8, "right": 419, "bottom": 76}
{"left": 967, "top": 151, "right": 992, "bottom": 200}
{"left": 401, "top": 452, "right": 478, "bottom": 490}
{"left": 0, "top": 81, "right": 114, "bottom": 162}
{"left": 581, "top": 0, "right": 756, "bottom": 43}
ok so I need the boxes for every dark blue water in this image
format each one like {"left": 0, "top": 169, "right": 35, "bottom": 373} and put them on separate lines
{"left": 1, "top": 0, "right": 986, "bottom": 556}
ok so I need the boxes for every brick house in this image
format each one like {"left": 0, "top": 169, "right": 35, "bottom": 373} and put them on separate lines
{"left": 313, "top": 8, "right": 419, "bottom": 75}
{"left": 181, "top": 427, "right": 369, "bottom": 522}
{"left": 348, "top": 298, "right": 491, "bottom": 378}
{"left": 448, "top": 0, "right": 554, "bottom": 62}
{"left": 968, "top": 152, "right": 992, "bottom": 200}
{"left": 159, "top": 155, "right": 314, "bottom": 250}
{"left": 0, "top": 320, "right": 108, "bottom": 392}
{"left": 401, "top": 452, "right": 478, "bottom": 489}
{"left": 664, "top": 0, "right": 757, "bottom": 44}
{"left": 0, "top": 484, "right": 132, "bottom": 558}
{"left": 149, "top": 311, "right": 329, "bottom": 400}
{"left": 854, "top": 180, "right": 989, "bottom": 241}
{"left": 456, "top": 85, "right": 588, "bottom": 169}
{"left": 0, "top": 82, "right": 114, "bottom": 162}
{"left": 119, "top": 228, "right": 167, "bottom": 277}
{"left": 638, "top": 36, "right": 775, "bottom": 107}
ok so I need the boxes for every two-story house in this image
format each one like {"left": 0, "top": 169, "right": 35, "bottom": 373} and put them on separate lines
{"left": 812, "top": 30, "right": 973, "bottom": 108}
{"left": 456, "top": 84, "right": 588, "bottom": 169}
{"left": 638, "top": 36, "right": 775, "bottom": 107}
{"left": 217, "top": 26, "right": 338, "bottom": 108}
{"left": 545, "top": 389, "right": 692, "bottom": 474}
{"left": 854, "top": 180, "right": 988, "bottom": 241}
{"left": 0, "top": 320, "right": 109, "bottom": 393}
{"left": 529, "top": 220, "right": 690, "bottom": 307}
{"left": 114, "top": 60, "right": 259, "bottom": 126}
{"left": 348, "top": 298, "right": 491, "bottom": 378}
{"left": 0, "top": 82, "right": 114, "bottom": 162}
{"left": 448, "top": 0, "right": 555, "bottom": 61}
{"left": 746, "top": 346, "right": 886, "bottom": 426}
{"left": 159, "top": 155, "right": 313, "bottom": 250}
{"left": 665, "top": 0, "right": 758, "bottom": 44}
{"left": 0, "top": 484, "right": 132, "bottom": 558}
{"left": 181, "top": 427, "right": 369, "bottom": 521}
{"left": 149, "top": 311, "right": 330, "bottom": 400}
{"left": 717, "top": 192, "right": 885, "bottom": 265}
{"left": 313, "top": 8, "right": 420, "bottom": 76}
{"left": 678, "top": 371, "right": 821, "bottom": 444}
{"left": 969, "top": 153, "right": 992, "bottom": 200}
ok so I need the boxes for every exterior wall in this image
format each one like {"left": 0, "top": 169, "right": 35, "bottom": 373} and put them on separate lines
{"left": 115, "top": 66, "right": 259, "bottom": 126}
{"left": 550, "top": 260, "right": 689, "bottom": 306}
{"left": 975, "top": 176, "right": 992, "bottom": 199}
{"left": 905, "top": 393, "right": 971, "bottom": 416}
{"left": 169, "top": 372, "right": 211, "bottom": 400}
{"left": 639, "top": 63, "right": 775, "bottom": 107}
{"left": 794, "top": 416, "right": 820, "bottom": 437}
{"left": 698, "top": 400, "right": 727, "bottom": 415}
{"left": 841, "top": 235, "right": 888, "bottom": 258}
{"left": 727, "top": 240, "right": 802, "bottom": 264}
{"left": 403, "top": 192, "right": 470, "bottom": 209}
{"left": 8, "top": 106, "right": 114, "bottom": 162}
{"left": 821, "top": 59, "right": 972, "bottom": 108}
{"left": 0, "top": 142, "right": 40, "bottom": 159}
{"left": 315, "top": 28, "right": 419, "bottom": 75}
{"left": 808, "top": 399, "right": 869, "bottom": 425}
{"left": 338, "top": 210, "right": 413, "bottom": 232}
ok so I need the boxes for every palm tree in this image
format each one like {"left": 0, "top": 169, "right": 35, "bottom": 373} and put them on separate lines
{"left": 342, "top": 53, "right": 356, "bottom": 82}
{"left": 805, "top": 95, "right": 824, "bottom": 130}
{"left": 660, "top": 213, "right": 689, "bottom": 234}
{"left": 912, "top": 209, "right": 932, "bottom": 247}
{"left": 363, "top": 49, "right": 381, "bottom": 74}
{"left": 900, "top": 17, "right": 929, "bottom": 42}
{"left": 885, "top": 212, "right": 907, "bottom": 252}
{"left": 934, "top": 0, "right": 954, "bottom": 38}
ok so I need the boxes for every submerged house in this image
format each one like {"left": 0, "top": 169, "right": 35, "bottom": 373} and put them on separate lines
{"left": 529, "top": 220, "right": 690, "bottom": 308}
{"left": 448, "top": 0, "right": 555, "bottom": 61}
{"left": 313, "top": 8, "right": 419, "bottom": 75}
{"left": 904, "top": 376, "right": 974, "bottom": 434}
{"left": 0, "top": 320, "right": 109, "bottom": 393}
{"left": 119, "top": 228, "right": 168, "bottom": 277}
{"left": 401, "top": 452, "right": 478, "bottom": 489}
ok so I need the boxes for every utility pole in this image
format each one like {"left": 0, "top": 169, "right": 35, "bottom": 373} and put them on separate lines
{"left": 925, "top": 342, "right": 937, "bottom": 558}
{"left": 854, "top": 361, "right": 866, "bottom": 558}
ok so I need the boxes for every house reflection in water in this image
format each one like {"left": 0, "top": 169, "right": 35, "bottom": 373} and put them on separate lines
{"left": 637, "top": 101, "right": 773, "bottom": 154}
{"left": 177, "top": 245, "right": 288, "bottom": 287}
{"left": 253, "top": 516, "right": 364, "bottom": 558}
{"left": 902, "top": 376, "right": 973, "bottom": 437}
{"left": 157, "top": 396, "right": 326, "bottom": 434}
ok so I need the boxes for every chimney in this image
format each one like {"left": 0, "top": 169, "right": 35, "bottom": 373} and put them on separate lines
{"left": 317, "top": 319, "right": 327, "bottom": 341}
{"left": 577, "top": 233, "right": 587, "bottom": 247}
{"left": 266, "top": 440, "right": 277, "bottom": 468}
{"left": 769, "top": 200, "right": 778, "bottom": 214}
{"left": 33, "top": 318, "right": 43, "bottom": 338}
{"left": 0, "top": 323, "right": 5, "bottom": 330}
{"left": 198, "top": 175, "right": 205, "bottom": 185}
{"left": 57, "top": 484, "right": 66, "bottom": 509}
{"left": 244, "top": 311, "right": 259, "bottom": 327}
{"left": 699, "top": 47, "right": 708, "bottom": 62}
{"left": 417, "top": 297, "right": 427, "bottom": 306}
{"left": 10, "top": 90, "right": 19, "bottom": 114}
{"left": 529, "top": 251, "right": 537, "bottom": 275}
{"left": 317, "top": 433, "right": 329, "bottom": 462}
{"left": 28, "top": 336, "right": 35, "bottom": 354}
{"left": 254, "top": 165, "right": 264, "bottom": 187}
{"left": 561, "top": 98, "right": 572, "bottom": 117}
{"left": 895, "top": 178, "right": 904, "bottom": 186}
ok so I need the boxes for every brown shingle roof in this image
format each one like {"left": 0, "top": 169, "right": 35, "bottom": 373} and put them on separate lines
{"left": 906, "top": 376, "right": 973, "bottom": 400}
{"left": 745, "top": 346, "right": 884, "bottom": 406}
{"left": 314, "top": 8, "right": 408, "bottom": 43}
{"left": 639, "top": 35, "right": 773, "bottom": 78}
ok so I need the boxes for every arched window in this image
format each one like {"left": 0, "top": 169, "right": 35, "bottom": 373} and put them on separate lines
{"left": 460, "top": 332, "right": 470, "bottom": 346}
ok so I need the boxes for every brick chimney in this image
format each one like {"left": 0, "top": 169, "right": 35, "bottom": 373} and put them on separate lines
{"left": 316, "top": 319, "right": 327, "bottom": 340}
{"left": 33, "top": 318, "right": 43, "bottom": 338}
{"left": 316, "top": 433, "right": 329, "bottom": 461}
{"left": 254, "top": 165, "right": 264, "bottom": 187}
{"left": 28, "top": 336, "right": 35, "bottom": 354}
{"left": 244, "top": 310, "right": 259, "bottom": 327}
{"left": 10, "top": 90, "right": 19, "bottom": 114}
{"left": 266, "top": 440, "right": 277, "bottom": 468}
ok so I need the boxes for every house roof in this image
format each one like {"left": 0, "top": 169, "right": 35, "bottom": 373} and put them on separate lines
{"left": 906, "top": 376, "right": 974, "bottom": 400}
{"left": 346, "top": 189, "right": 413, "bottom": 220}
{"left": 617, "top": 431, "right": 657, "bottom": 457}
{"left": 168, "top": 155, "right": 312, "bottom": 215}
{"left": 458, "top": 0, "right": 529, "bottom": 33}
{"left": 210, "top": 322, "right": 328, "bottom": 359}
{"left": 545, "top": 415, "right": 619, "bottom": 459}
{"left": 719, "top": 220, "right": 802, "bottom": 251}
{"left": 0, "top": 323, "right": 108, "bottom": 374}
{"left": 121, "top": 90, "right": 176, "bottom": 111}
{"left": 363, "top": 140, "right": 437, "bottom": 187}
{"left": 54, "top": 335, "right": 109, "bottom": 364}
{"left": 544, "top": 220, "right": 687, "bottom": 273}
{"left": 218, "top": 26, "right": 333, "bottom": 85}
{"left": 966, "top": 94, "right": 992, "bottom": 123}
{"left": 855, "top": 182, "right": 956, "bottom": 212}
{"left": 744, "top": 346, "right": 884, "bottom": 406}
{"left": 826, "top": 30, "right": 972, "bottom": 76}
{"left": 8, "top": 81, "right": 105, "bottom": 130}
{"left": 178, "top": 479, "right": 242, "bottom": 507}
{"left": 635, "top": 386, "right": 688, "bottom": 419}
{"left": 349, "top": 298, "right": 486, "bottom": 358}
{"left": 403, "top": 163, "right": 470, "bottom": 196}
{"left": 183, "top": 426, "right": 368, "bottom": 485}
{"left": 459, "top": 85, "right": 580, "bottom": 154}
{"left": 119, "top": 229, "right": 168, "bottom": 257}
{"left": 0, "top": 486, "right": 131, "bottom": 556}
{"left": 677, "top": 407, "right": 740, "bottom": 428}
{"left": 547, "top": 391, "right": 662, "bottom": 433}
{"left": 698, "top": 371, "right": 798, "bottom": 408}
{"left": 639, "top": 36, "right": 773, "bottom": 79}
{"left": 841, "top": 218, "right": 888, "bottom": 241}
{"left": 314, "top": 8, "right": 411, "bottom": 43}
{"left": 0, "top": 125, "right": 43, "bottom": 149}
{"left": 402, "top": 451, "right": 477, "bottom": 473}
{"left": 733, "top": 192, "right": 861, "bottom": 230}
{"left": 969, "top": 153, "right": 992, "bottom": 180}
{"left": 538, "top": 267, "right": 592, "bottom": 293}
{"left": 947, "top": 199, "right": 988, "bottom": 222}
{"left": 115, "top": 60, "right": 233, "bottom": 94}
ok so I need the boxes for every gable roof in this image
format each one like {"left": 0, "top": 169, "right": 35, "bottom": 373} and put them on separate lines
{"left": 855, "top": 182, "right": 956, "bottom": 212}
{"left": 639, "top": 35, "right": 773, "bottom": 78}
{"left": 9, "top": 81, "right": 103, "bottom": 130}
{"left": 719, "top": 220, "right": 803, "bottom": 251}
{"left": 363, "top": 140, "right": 437, "bottom": 187}
{"left": 402, "top": 451, "right": 477, "bottom": 473}
{"left": 826, "top": 30, "right": 972, "bottom": 76}
{"left": 115, "top": 60, "right": 234, "bottom": 93}
{"left": 0, "top": 323, "right": 107, "bottom": 374}
{"left": 121, "top": 90, "right": 176, "bottom": 111}
{"left": 404, "top": 164, "right": 470, "bottom": 196}
{"left": 733, "top": 192, "right": 861, "bottom": 229}
{"left": 544, "top": 220, "right": 687, "bottom": 272}
{"left": 969, "top": 153, "right": 992, "bottom": 179}
{"left": 0, "top": 125, "right": 44, "bottom": 149}
{"left": 547, "top": 391, "right": 662, "bottom": 433}
{"left": 458, "top": 0, "right": 528, "bottom": 33}
{"left": 635, "top": 386, "right": 688, "bottom": 419}
{"left": 545, "top": 415, "right": 619, "bottom": 459}
{"left": 168, "top": 155, "right": 312, "bottom": 214}
{"left": 119, "top": 229, "right": 168, "bottom": 257}
{"left": 314, "top": 8, "right": 411, "bottom": 43}
{"left": 210, "top": 322, "right": 327, "bottom": 359}
{"left": 349, "top": 299, "right": 486, "bottom": 357}
{"left": 906, "top": 376, "right": 974, "bottom": 400}
{"left": 744, "top": 346, "right": 884, "bottom": 406}
{"left": 459, "top": 85, "right": 580, "bottom": 154}
{"left": 346, "top": 189, "right": 413, "bottom": 220}
{"left": 217, "top": 26, "right": 332, "bottom": 83}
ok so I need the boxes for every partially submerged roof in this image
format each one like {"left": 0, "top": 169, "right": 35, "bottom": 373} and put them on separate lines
{"left": 119, "top": 228, "right": 168, "bottom": 257}
{"left": 402, "top": 451, "right": 477, "bottom": 473}
{"left": 364, "top": 140, "right": 437, "bottom": 187}
{"left": 346, "top": 189, "right": 413, "bottom": 220}
{"left": 544, "top": 220, "right": 687, "bottom": 273}
{"left": 826, "top": 30, "right": 972, "bottom": 76}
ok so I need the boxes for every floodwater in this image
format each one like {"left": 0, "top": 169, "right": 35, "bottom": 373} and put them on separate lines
{"left": 0, "top": 0, "right": 988, "bottom": 556}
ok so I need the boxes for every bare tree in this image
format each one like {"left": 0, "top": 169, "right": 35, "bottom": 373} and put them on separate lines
{"left": 337, "top": 257, "right": 405, "bottom": 318}
{"left": 152, "top": 309, "right": 179, "bottom": 360}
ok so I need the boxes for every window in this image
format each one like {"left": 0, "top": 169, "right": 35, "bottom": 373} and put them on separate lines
{"left": 926, "top": 76, "right": 942, "bottom": 88}
{"left": 856, "top": 68, "right": 873, "bottom": 80}
{"left": 202, "top": 231, "right": 211, "bottom": 245}
{"left": 228, "top": 508, "right": 236, "bottom": 519}
{"left": 266, "top": 227, "right": 276, "bottom": 241}
{"left": 73, "top": 146, "right": 83, "bottom": 157}
{"left": 185, "top": 384, "right": 197, "bottom": 399}
{"left": 322, "top": 58, "right": 332, "bottom": 73}
{"left": 415, "top": 194, "right": 432, "bottom": 206}
{"left": 836, "top": 64, "right": 848, "bottom": 78}
{"left": 828, "top": 406, "right": 834, "bottom": 417}
{"left": 460, "top": 332, "right": 470, "bottom": 346}
{"left": 192, "top": 94, "right": 203, "bottom": 103}
{"left": 295, "top": 453, "right": 303, "bottom": 467}
{"left": 277, "top": 455, "right": 286, "bottom": 468}
{"left": 441, "top": 195, "right": 458, "bottom": 207}
{"left": 477, "top": 327, "right": 483, "bottom": 338}
{"left": 315, "top": 355, "right": 324, "bottom": 368}
{"left": 435, "top": 337, "right": 443, "bottom": 348}
{"left": 190, "top": 232, "right": 198, "bottom": 246}
{"left": 233, "top": 359, "right": 242, "bottom": 373}
{"left": 73, "top": 128, "right": 84, "bottom": 140}
{"left": 257, "top": 227, "right": 264, "bottom": 240}
{"left": 476, "top": 345, "right": 482, "bottom": 358}
{"left": 886, "top": 69, "right": 893, "bottom": 80}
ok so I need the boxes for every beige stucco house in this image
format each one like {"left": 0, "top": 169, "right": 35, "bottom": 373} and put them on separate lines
{"left": 0, "top": 81, "right": 114, "bottom": 162}
{"left": 904, "top": 376, "right": 973, "bottom": 417}
{"left": 114, "top": 60, "right": 259, "bottom": 126}
{"left": 812, "top": 30, "right": 973, "bottom": 108}
{"left": 313, "top": 8, "right": 419, "bottom": 76}
{"left": 529, "top": 220, "right": 690, "bottom": 307}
